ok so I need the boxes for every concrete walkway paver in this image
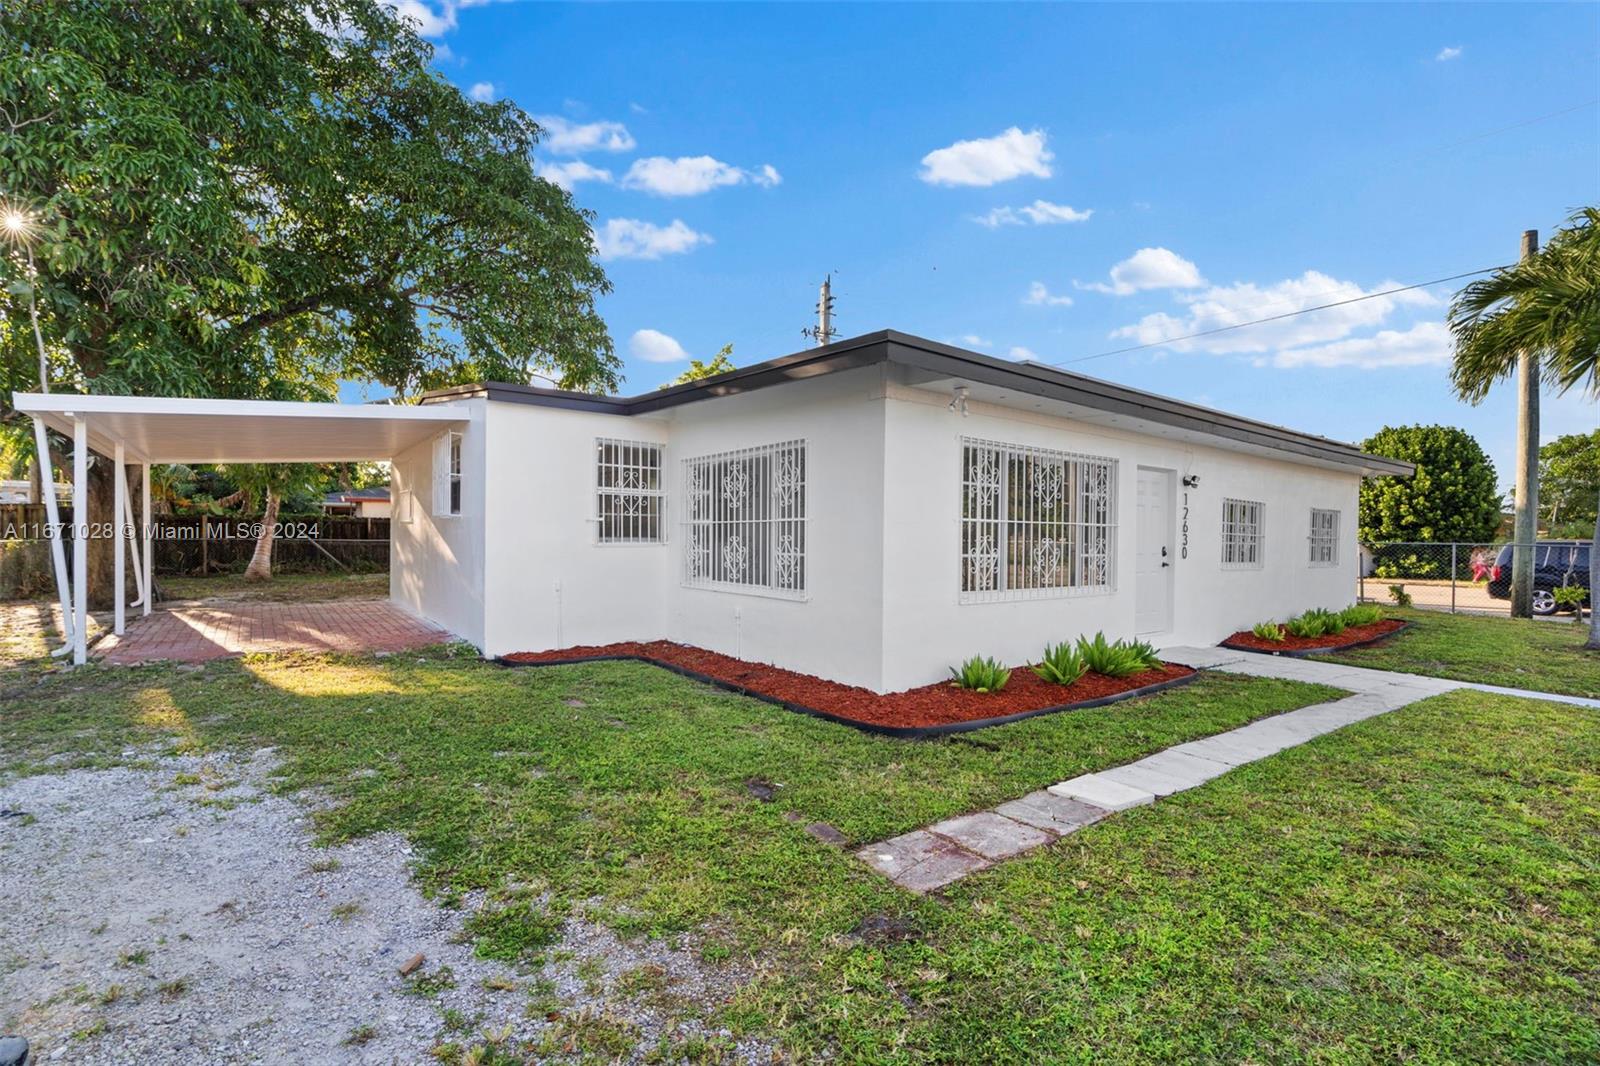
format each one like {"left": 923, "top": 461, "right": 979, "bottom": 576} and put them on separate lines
{"left": 93, "top": 600, "right": 446, "bottom": 664}
{"left": 856, "top": 645, "right": 1599, "bottom": 893}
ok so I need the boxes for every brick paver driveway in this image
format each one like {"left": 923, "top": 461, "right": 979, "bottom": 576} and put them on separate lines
{"left": 94, "top": 600, "right": 447, "bottom": 664}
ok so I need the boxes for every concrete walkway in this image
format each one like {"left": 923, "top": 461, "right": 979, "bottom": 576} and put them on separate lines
{"left": 857, "top": 647, "right": 1595, "bottom": 893}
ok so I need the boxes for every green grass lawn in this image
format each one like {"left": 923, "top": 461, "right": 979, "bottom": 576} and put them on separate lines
{"left": 3, "top": 652, "right": 1595, "bottom": 1062}
{"left": 1325, "top": 606, "right": 1600, "bottom": 698}
{"left": 158, "top": 570, "right": 389, "bottom": 603}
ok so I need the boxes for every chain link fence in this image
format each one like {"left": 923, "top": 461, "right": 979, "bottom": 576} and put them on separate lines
{"left": 1358, "top": 541, "right": 1592, "bottom": 617}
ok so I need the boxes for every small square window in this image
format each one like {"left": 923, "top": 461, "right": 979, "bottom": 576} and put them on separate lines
{"left": 597, "top": 438, "right": 665, "bottom": 543}
{"left": 1309, "top": 508, "right": 1339, "bottom": 566}
{"left": 1222, "top": 498, "right": 1263, "bottom": 569}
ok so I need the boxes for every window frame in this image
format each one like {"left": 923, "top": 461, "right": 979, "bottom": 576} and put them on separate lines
{"left": 680, "top": 439, "right": 808, "bottom": 600}
{"left": 958, "top": 436, "right": 1118, "bottom": 604}
{"left": 1308, "top": 507, "right": 1339, "bottom": 567}
{"left": 433, "top": 430, "right": 463, "bottom": 518}
{"left": 595, "top": 437, "right": 667, "bottom": 545}
{"left": 1221, "top": 497, "right": 1264, "bottom": 569}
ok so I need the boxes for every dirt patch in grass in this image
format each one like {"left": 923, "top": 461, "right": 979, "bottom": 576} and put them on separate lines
{"left": 501, "top": 640, "right": 1194, "bottom": 731}
{"left": 1221, "top": 619, "right": 1407, "bottom": 654}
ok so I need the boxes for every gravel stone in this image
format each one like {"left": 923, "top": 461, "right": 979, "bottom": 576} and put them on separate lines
{"left": 0, "top": 750, "right": 773, "bottom": 1064}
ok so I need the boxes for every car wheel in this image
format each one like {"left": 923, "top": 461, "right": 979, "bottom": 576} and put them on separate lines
{"left": 1531, "top": 588, "right": 1557, "bottom": 615}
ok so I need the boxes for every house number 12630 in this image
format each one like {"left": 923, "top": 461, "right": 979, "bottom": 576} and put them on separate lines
{"left": 1180, "top": 492, "right": 1190, "bottom": 560}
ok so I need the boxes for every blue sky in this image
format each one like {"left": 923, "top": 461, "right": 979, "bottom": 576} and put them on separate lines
{"left": 387, "top": 0, "right": 1597, "bottom": 491}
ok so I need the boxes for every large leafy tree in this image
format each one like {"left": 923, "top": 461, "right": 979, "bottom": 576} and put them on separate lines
{"left": 1357, "top": 424, "right": 1503, "bottom": 544}
{"left": 1540, "top": 430, "right": 1600, "bottom": 535}
{"left": 1449, "top": 208, "right": 1600, "bottom": 646}
{"left": 1, "top": 0, "right": 617, "bottom": 600}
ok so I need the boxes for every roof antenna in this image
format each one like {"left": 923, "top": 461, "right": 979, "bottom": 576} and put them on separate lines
{"left": 801, "top": 274, "right": 838, "bottom": 347}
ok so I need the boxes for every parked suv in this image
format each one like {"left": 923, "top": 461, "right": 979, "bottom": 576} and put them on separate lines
{"left": 1485, "top": 541, "right": 1592, "bottom": 614}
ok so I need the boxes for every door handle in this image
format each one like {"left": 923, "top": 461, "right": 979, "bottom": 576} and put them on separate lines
{"left": 1161, "top": 561, "right": 1170, "bottom": 568}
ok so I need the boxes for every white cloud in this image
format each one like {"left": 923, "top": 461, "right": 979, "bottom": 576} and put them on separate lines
{"left": 975, "top": 200, "right": 1092, "bottom": 227}
{"left": 1111, "top": 270, "right": 1439, "bottom": 354}
{"left": 1024, "top": 282, "right": 1073, "bottom": 307}
{"left": 958, "top": 334, "right": 993, "bottom": 349}
{"left": 1009, "top": 346, "right": 1040, "bottom": 361}
{"left": 919, "top": 127, "right": 1053, "bottom": 187}
{"left": 1269, "top": 321, "right": 1452, "bottom": 369}
{"left": 592, "top": 219, "right": 712, "bottom": 261}
{"left": 536, "top": 160, "right": 613, "bottom": 190}
{"left": 1080, "top": 247, "right": 1205, "bottom": 295}
{"left": 468, "top": 81, "right": 495, "bottom": 102}
{"left": 1436, "top": 45, "right": 1462, "bottom": 61}
{"left": 383, "top": 0, "right": 495, "bottom": 37}
{"left": 629, "top": 328, "right": 690, "bottom": 363}
{"left": 536, "top": 116, "right": 636, "bottom": 155}
{"left": 621, "top": 156, "right": 782, "bottom": 197}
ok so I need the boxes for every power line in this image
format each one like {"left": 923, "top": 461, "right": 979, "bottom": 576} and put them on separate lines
{"left": 1048, "top": 265, "right": 1508, "bottom": 368}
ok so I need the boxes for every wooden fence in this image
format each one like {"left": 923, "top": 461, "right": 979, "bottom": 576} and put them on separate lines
{"left": 0, "top": 504, "right": 390, "bottom": 580}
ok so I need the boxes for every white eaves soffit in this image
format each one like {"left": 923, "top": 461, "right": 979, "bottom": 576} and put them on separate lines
{"left": 11, "top": 393, "right": 469, "bottom": 464}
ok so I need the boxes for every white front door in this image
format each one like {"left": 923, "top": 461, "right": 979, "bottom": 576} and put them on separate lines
{"left": 1135, "top": 468, "right": 1173, "bottom": 635}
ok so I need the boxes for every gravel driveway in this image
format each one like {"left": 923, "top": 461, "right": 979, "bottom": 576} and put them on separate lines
{"left": 0, "top": 750, "right": 770, "bottom": 1064}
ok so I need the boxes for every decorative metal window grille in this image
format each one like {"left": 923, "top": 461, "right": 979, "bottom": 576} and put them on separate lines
{"left": 682, "top": 440, "right": 806, "bottom": 597}
{"left": 959, "top": 438, "right": 1116, "bottom": 603}
{"left": 1222, "top": 498, "right": 1264, "bottom": 568}
{"left": 433, "top": 430, "right": 462, "bottom": 517}
{"left": 1308, "top": 508, "right": 1339, "bottom": 566}
{"left": 596, "top": 439, "right": 665, "bottom": 543}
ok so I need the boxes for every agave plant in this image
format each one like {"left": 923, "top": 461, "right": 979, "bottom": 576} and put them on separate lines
{"left": 1126, "top": 638, "right": 1163, "bottom": 670}
{"left": 1033, "top": 641, "right": 1088, "bottom": 686}
{"left": 1339, "top": 604, "right": 1384, "bottom": 627}
{"left": 1251, "top": 620, "right": 1286, "bottom": 643}
{"left": 1075, "top": 632, "right": 1144, "bottom": 678}
{"left": 950, "top": 655, "right": 1011, "bottom": 693}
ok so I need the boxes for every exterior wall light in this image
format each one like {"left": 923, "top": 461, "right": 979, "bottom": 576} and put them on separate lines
{"left": 949, "top": 385, "right": 969, "bottom": 416}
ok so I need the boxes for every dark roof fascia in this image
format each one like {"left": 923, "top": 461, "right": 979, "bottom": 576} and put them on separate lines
{"left": 876, "top": 331, "right": 1415, "bottom": 477}
{"left": 420, "top": 329, "right": 1413, "bottom": 477}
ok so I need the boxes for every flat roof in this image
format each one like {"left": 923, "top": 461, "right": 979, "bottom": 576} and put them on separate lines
{"left": 423, "top": 329, "right": 1414, "bottom": 477}
{"left": 11, "top": 393, "right": 468, "bottom": 464}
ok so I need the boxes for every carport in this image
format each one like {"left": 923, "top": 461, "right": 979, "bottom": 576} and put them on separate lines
{"left": 11, "top": 391, "right": 469, "bottom": 664}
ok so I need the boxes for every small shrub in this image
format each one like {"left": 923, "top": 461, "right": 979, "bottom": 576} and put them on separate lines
{"left": 1076, "top": 633, "right": 1144, "bottom": 678}
{"left": 1032, "top": 642, "right": 1087, "bottom": 686}
{"left": 1314, "top": 608, "right": 1347, "bottom": 635}
{"left": 1126, "top": 639, "right": 1163, "bottom": 671}
{"left": 1340, "top": 604, "right": 1384, "bottom": 627}
{"left": 1388, "top": 584, "right": 1412, "bottom": 608}
{"left": 1553, "top": 585, "right": 1587, "bottom": 621}
{"left": 1283, "top": 612, "right": 1327, "bottom": 639}
{"left": 1251, "top": 621, "right": 1286, "bottom": 642}
{"left": 950, "top": 655, "right": 1011, "bottom": 693}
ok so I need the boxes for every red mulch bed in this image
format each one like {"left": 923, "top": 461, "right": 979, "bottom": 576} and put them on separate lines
{"left": 500, "top": 639, "right": 1194, "bottom": 730}
{"left": 1221, "top": 618, "right": 1407, "bottom": 654}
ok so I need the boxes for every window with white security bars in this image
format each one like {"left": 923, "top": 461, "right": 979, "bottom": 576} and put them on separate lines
{"left": 596, "top": 438, "right": 665, "bottom": 543}
{"left": 432, "top": 430, "right": 462, "bottom": 517}
{"left": 1222, "top": 497, "right": 1264, "bottom": 568}
{"left": 682, "top": 440, "right": 806, "bottom": 598}
{"left": 1308, "top": 507, "right": 1339, "bottom": 566}
{"left": 959, "top": 438, "right": 1117, "bottom": 603}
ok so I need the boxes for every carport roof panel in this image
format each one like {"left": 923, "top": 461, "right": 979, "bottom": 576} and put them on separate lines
{"left": 11, "top": 393, "right": 469, "bottom": 464}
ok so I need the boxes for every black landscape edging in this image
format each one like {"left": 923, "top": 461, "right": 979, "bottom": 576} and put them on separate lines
{"left": 1217, "top": 619, "right": 1412, "bottom": 659}
{"left": 493, "top": 653, "right": 1200, "bottom": 739}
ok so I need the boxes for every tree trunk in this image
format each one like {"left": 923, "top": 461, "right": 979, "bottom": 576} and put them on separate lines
{"left": 1587, "top": 489, "right": 1599, "bottom": 650}
{"left": 85, "top": 457, "right": 117, "bottom": 609}
{"left": 1510, "top": 229, "right": 1541, "bottom": 618}
{"left": 244, "top": 491, "right": 278, "bottom": 582}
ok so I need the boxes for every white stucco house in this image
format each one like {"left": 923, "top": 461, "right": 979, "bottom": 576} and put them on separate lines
{"left": 390, "top": 331, "right": 1411, "bottom": 692}
{"left": 14, "top": 330, "right": 1412, "bottom": 682}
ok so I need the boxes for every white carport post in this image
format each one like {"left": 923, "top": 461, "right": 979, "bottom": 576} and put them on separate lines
{"left": 113, "top": 440, "right": 126, "bottom": 635}
{"left": 72, "top": 415, "right": 87, "bottom": 665}
{"left": 141, "top": 462, "right": 152, "bottom": 616}
{"left": 30, "top": 416, "right": 74, "bottom": 657}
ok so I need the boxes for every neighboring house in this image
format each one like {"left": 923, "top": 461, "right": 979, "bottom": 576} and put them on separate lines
{"left": 0, "top": 479, "right": 71, "bottom": 505}
{"left": 322, "top": 485, "right": 392, "bottom": 518}
{"left": 391, "top": 330, "right": 1412, "bottom": 692}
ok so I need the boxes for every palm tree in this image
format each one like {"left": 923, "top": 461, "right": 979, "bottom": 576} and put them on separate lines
{"left": 216, "top": 464, "right": 321, "bottom": 582}
{"left": 1449, "top": 207, "right": 1600, "bottom": 646}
